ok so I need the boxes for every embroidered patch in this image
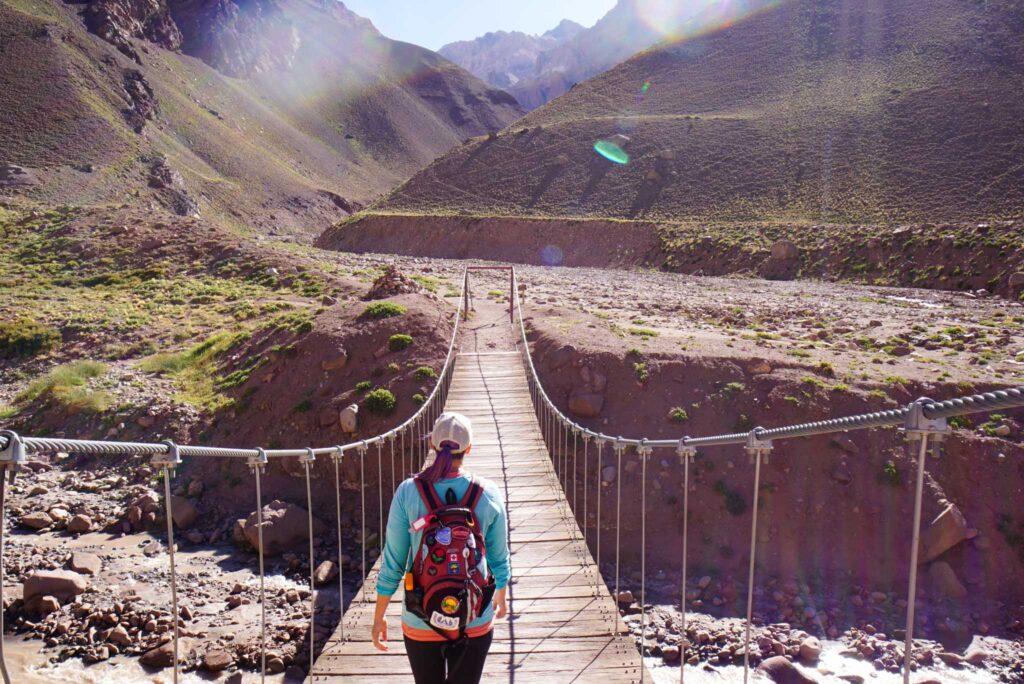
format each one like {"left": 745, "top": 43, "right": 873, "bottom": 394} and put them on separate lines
{"left": 430, "top": 550, "right": 445, "bottom": 564}
{"left": 429, "top": 611, "right": 459, "bottom": 631}
{"left": 427, "top": 566, "right": 437, "bottom": 576}
{"left": 453, "top": 527, "right": 469, "bottom": 541}
{"left": 448, "top": 561, "right": 461, "bottom": 575}
{"left": 436, "top": 527, "right": 453, "bottom": 546}
{"left": 425, "top": 533, "right": 436, "bottom": 547}
{"left": 441, "top": 596, "right": 460, "bottom": 615}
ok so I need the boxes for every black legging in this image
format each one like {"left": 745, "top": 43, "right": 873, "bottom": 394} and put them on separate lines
{"left": 404, "top": 631, "right": 494, "bottom": 684}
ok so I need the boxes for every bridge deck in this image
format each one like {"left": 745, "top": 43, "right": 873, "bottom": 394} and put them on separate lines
{"left": 312, "top": 352, "right": 648, "bottom": 683}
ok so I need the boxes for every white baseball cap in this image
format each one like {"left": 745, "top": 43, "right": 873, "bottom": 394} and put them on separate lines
{"left": 430, "top": 412, "right": 473, "bottom": 454}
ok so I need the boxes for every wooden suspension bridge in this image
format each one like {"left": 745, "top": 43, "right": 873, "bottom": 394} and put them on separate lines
{"left": 311, "top": 351, "right": 650, "bottom": 682}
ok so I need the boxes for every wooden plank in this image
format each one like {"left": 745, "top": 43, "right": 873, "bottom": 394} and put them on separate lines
{"left": 313, "top": 352, "right": 648, "bottom": 682}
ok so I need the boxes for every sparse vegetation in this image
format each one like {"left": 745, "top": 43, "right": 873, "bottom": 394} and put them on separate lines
{"left": 362, "top": 302, "right": 406, "bottom": 319}
{"left": 388, "top": 334, "right": 414, "bottom": 352}
{"left": 668, "top": 407, "right": 689, "bottom": 423}
{"left": 16, "top": 360, "right": 110, "bottom": 413}
{"left": 414, "top": 366, "right": 438, "bottom": 380}
{"left": 0, "top": 319, "right": 61, "bottom": 359}
{"left": 365, "top": 388, "right": 397, "bottom": 415}
{"left": 355, "top": 380, "right": 373, "bottom": 393}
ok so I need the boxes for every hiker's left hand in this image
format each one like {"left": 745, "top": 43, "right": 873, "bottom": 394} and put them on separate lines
{"left": 494, "top": 588, "right": 508, "bottom": 619}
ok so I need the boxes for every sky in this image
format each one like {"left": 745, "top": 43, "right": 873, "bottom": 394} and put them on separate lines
{"left": 342, "top": 0, "right": 619, "bottom": 51}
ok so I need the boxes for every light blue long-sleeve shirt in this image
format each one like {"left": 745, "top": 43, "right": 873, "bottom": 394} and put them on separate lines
{"left": 376, "top": 473, "right": 510, "bottom": 634}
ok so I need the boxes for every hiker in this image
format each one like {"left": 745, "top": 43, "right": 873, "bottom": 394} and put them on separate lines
{"left": 372, "top": 411, "right": 510, "bottom": 684}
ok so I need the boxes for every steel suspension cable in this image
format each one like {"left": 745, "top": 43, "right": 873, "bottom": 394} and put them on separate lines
{"left": 742, "top": 443, "right": 769, "bottom": 683}
{"left": 377, "top": 441, "right": 384, "bottom": 553}
{"left": 303, "top": 450, "right": 316, "bottom": 677}
{"left": 583, "top": 436, "right": 589, "bottom": 547}
{"left": 596, "top": 441, "right": 604, "bottom": 582}
{"left": 679, "top": 445, "right": 693, "bottom": 684}
{"left": 332, "top": 450, "right": 345, "bottom": 643}
{"left": 251, "top": 451, "right": 268, "bottom": 681}
{"left": 903, "top": 435, "right": 931, "bottom": 683}
{"left": 161, "top": 463, "right": 181, "bottom": 684}
{"left": 614, "top": 442, "right": 623, "bottom": 609}
{"left": 360, "top": 445, "right": 367, "bottom": 604}
{"left": 640, "top": 444, "right": 649, "bottom": 684}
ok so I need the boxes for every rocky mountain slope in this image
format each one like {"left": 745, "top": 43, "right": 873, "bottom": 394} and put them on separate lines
{"left": 439, "top": 19, "right": 583, "bottom": 92}
{"left": 0, "top": 0, "right": 522, "bottom": 238}
{"left": 441, "top": 0, "right": 709, "bottom": 110}
{"left": 366, "top": 0, "right": 1024, "bottom": 227}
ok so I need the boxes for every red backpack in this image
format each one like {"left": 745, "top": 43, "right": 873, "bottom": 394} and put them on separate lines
{"left": 404, "top": 475, "right": 496, "bottom": 641}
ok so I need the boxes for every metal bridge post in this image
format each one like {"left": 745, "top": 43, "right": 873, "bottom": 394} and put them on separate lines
{"left": 331, "top": 447, "right": 346, "bottom": 643}
{"left": 358, "top": 442, "right": 369, "bottom": 604}
{"left": 248, "top": 448, "right": 269, "bottom": 680}
{"left": 613, "top": 438, "right": 625, "bottom": 611}
{"left": 595, "top": 438, "right": 606, "bottom": 588}
{"left": 901, "top": 400, "right": 949, "bottom": 684}
{"left": 677, "top": 440, "right": 696, "bottom": 684}
{"left": 638, "top": 440, "right": 653, "bottom": 684}
{"left": 301, "top": 448, "right": 317, "bottom": 677}
{"left": 154, "top": 440, "right": 183, "bottom": 684}
{"left": 742, "top": 431, "right": 772, "bottom": 684}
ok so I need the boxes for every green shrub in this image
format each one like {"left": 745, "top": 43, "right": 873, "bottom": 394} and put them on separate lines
{"left": 723, "top": 382, "right": 746, "bottom": 395}
{"left": 669, "top": 407, "right": 689, "bottom": 423}
{"left": 881, "top": 460, "right": 901, "bottom": 486}
{"left": 17, "top": 361, "right": 109, "bottom": 411}
{"left": 362, "top": 302, "right": 406, "bottom": 320}
{"left": 633, "top": 362, "right": 649, "bottom": 383}
{"left": 412, "top": 393, "right": 427, "bottom": 405}
{"left": 355, "top": 380, "right": 373, "bottom": 392}
{"left": 413, "top": 366, "right": 438, "bottom": 380}
{"left": 0, "top": 319, "right": 61, "bottom": 359}
{"left": 389, "top": 334, "right": 414, "bottom": 352}
{"left": 365, "top": 388, "right": 397, "bottom": 415}
{"left": 628, "top": 327, "right": 659, "bottom": 339}
{"left": 387, "top": 362, "right": 401, "bottom": 373}
{"left": 292, "top": 399, "right": 313, "bottom": 414}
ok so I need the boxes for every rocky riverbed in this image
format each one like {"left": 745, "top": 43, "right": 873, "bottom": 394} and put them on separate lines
{"left": 610, "top": 567, "right": 1024, "bottom": 683}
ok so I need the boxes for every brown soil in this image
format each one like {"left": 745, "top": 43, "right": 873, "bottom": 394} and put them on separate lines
{"left": 320, "top": 213, "right": 1024, "bottom": 298}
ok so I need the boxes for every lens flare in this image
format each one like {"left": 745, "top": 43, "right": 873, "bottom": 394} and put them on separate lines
{"left": 541, "top": 245, "right": 564, "bottom": 267}
{"left": 594, "top": 140, "right": 630, "bottom": 165}
{"left": 635, "top": 0, "right": 787, "bottom": 43}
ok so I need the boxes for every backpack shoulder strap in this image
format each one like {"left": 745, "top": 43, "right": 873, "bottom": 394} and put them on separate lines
{"left": 414, "top": 476, "right": 442, "bottom": 513}
{"left": 460, "top": 475, "right": 484, "bottom": 511}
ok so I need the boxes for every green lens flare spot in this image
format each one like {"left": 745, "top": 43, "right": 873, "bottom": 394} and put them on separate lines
{"left": 594, "top": 140, "right": 630, "bottom": 165}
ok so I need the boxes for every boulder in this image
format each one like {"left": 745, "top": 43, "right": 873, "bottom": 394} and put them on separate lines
{"left": 313, "top": 560, "right": 338, "bottom": 586}
{"left": 964, "top": 647, "right": 988, "bottom": 665}
{"left": 141, "top": 638, "right": 194, "bottom": 668}
{"left": 242, "top": 500, "right": 317, "bottom": 555}
{"left": 69, "top": 552, "right": 102, "bottom": 576}
{"left": 203, "top": 648, "right": 234, "bottom": 671}
{"left": 67, "top": 514, "right": 93, "bottom": 533}
{"left": 107, "top": 625, "right": 131, "bottom": 647}
{"left": 771, "top": 240, "right": 800, "bottom": 261}
{"left": 927, "top": 561, "right": 967, "bottom": 599}
{"left": 23, "top": 570, "right": 89, "bottom": 603}
{"left": 601, "top": 465, "right": 617, "bottom": 484}
{"left": 568, "top": 391, "right": 604, "bottom": 418}
{"left": 1008, "top": 272, "right": 1024, "bottom": 297}
{"left": 748, "top": 359, "right": 773, "bottom": 375}
{"left": 21, "top": 511, "right": 53, "bottom": 530}
{"left": 919, "top": 504, "right": 969, "bottom": 563}
{"left": 170, "top": 496, "right": 198, "bottom": 529}
{"left": 758, "top": 655, "right": 818, "bottom": 683}
{"left": 37, "top": 595, "right": 62, "bottom": 615}
{"left": 799, "top": 636, "right": 822, "bottom": 662}
{"left": 340, "top": 404, "right": 359, "bottom": 433}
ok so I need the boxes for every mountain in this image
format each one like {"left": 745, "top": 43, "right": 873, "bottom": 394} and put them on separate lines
{"left": 439, "top": 19, "right": 583, "bottom": 91}
{"left": 357, "top": 0, "right": 1024, "bottom": 226}
{"left": 441, "top": 1, "right": 711, "bottom": 110}
{"left": 0, "top": 0, "right": 523, "bottom": 237}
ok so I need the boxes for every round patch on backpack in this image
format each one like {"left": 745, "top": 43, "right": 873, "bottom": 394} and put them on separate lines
{"left": 427, "top": 566, "right": 437, "bottom": 576}
{"left": 441, "top": 596, "right": 460, "bottom": 615}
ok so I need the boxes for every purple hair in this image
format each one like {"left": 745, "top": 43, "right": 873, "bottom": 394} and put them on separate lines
{"left": 419, "top": 442, "right": 459, "bottom": 484}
